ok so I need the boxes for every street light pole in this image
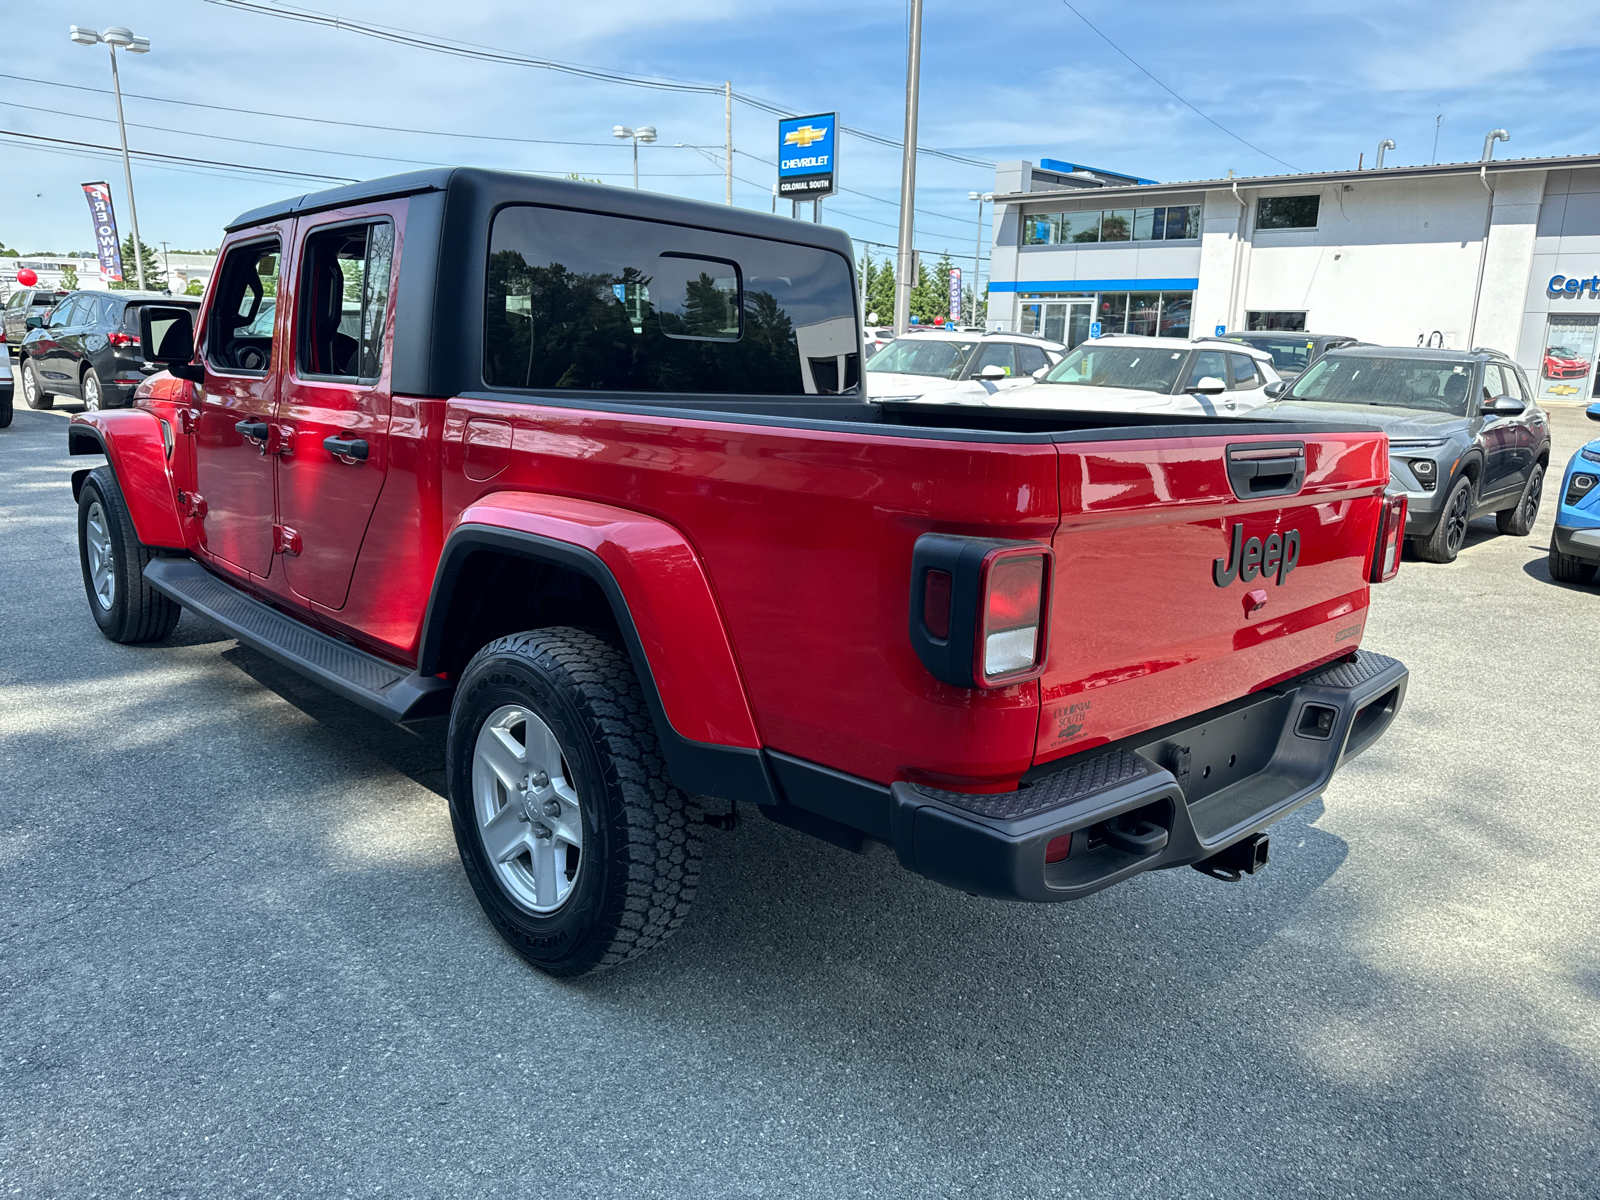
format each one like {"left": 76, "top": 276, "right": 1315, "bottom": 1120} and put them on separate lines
{"left": 71, "top": 25, "right": 150, "bottom": 291}
{"left": 968, "top": 190, "right": 993, "bottom": 328}
{"left": 724, "top": 82, "right": 733, "bottom": 206}
{"left": 612, "top": 124, "right": 658, "bottom": 189}
{"left": 892, "top": 0, "right": 923, "bottom": 336}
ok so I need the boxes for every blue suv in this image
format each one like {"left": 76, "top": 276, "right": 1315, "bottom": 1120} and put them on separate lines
{"left": 1549, "top": 401, "right": 1600, "bottom": 585}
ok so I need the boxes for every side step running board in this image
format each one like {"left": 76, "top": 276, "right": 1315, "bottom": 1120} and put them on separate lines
{"left": 144, "top": 557, "right": 452, "bottom": 722}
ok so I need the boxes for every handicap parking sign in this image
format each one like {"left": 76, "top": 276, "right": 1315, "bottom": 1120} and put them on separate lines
{"left": 1089, "top": 321, "right": 1102, "bottom": 338}
{"left": 1215, "top": 323, "right": 1227, "bottom": 336}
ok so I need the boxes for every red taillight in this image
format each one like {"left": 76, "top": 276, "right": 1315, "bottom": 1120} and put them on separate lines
{"left": 1045, "top": 833, "right": 1072, "bottom": 863}
{"left": 1370, "top": 493, "right": 1407, "bottom": 583}
{"left": 978, "top": 551, "right": 1048, "bottom": 685}
{"left": 107, "top": 331, "right": 136, "bottom": 347}
{"left": 923, "top": 569, "right": 952, "bottom": 639}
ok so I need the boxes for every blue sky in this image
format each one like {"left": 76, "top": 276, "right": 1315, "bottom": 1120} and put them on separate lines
{"left": 6, "top": 0, "right": 1600, "bottom": 274}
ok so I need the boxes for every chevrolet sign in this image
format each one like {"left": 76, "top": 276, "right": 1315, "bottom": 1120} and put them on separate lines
{"left": 777, "top": 112, "right": 837, "bottom": 200}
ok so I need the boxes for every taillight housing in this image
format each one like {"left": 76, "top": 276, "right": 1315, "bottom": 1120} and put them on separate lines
{"left": 1370, "top": 492, "right": 1407, "bottom": 583}
{"left": 106, "top": 331, "right": 137, "bottom": 348}
{"left": 910, "top": 534, "right": 1052, "bottom": 689}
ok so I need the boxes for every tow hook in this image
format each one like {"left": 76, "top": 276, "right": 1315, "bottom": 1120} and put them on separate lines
{"left": 1193, "top": 833, "right": 1269, "bottom": 882}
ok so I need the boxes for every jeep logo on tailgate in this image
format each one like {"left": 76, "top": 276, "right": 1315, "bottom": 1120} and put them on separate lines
{"left": 1213, "top": 523, "right": 1299, "bottom": 587}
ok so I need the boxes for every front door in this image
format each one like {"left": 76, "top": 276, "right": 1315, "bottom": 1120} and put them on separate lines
{"left": 194, "top": 232, "right": 287, "bottom": 578}
{"left": 274, "top": 212, "right": 398, "bottom": 611}
{"left": 1477, "top": 364, "right": 1523, "bottom": 502}
{"left": 1040, "top": 300, "right": 1094, "bottom": 349}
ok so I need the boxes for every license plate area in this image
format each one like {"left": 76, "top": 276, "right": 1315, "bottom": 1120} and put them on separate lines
{"left": 1135, "top": 692, "right": 1292, "bottom": 809}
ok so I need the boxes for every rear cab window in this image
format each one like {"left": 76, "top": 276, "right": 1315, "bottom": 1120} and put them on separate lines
{"left": 484, "top": 205, "right": 860, "bottom": 398}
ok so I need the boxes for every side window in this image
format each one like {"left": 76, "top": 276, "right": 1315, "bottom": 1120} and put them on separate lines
{"left": 1509, "top": 365, "right": 1532, "bottom": 401}
{"left": 1186, "top": 350, "right": 1228, "bottom": 387}
{"left": 208, "top": 240, "right": 281, "bottom": 374}
{"left": 297, "top": 221, "right": 394, "bottom": 382}
{"left": 47, "top": 297, "right": 80, "bottom": 328}
{"left": 970, "top": 343, "right": 1018, "bottom": 377}
{"left": 5, "top": 292, "right": 21, "bottom": 311}
{"left": 485, "top": 204, "right": 860, "bottom": 397}
{"left": 1229, "top": 354, "right": 1259, "bottom": 387}
{"left": 1015, "top": 344, "right": 1049, "bottom": 376}
{"left": 1481, "top": 364, "right": 1504, "bottom": 402}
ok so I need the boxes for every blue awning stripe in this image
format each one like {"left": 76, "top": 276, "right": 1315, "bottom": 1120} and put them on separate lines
{"left": 988, "top": 278, "right": 1200, "bottom": 293}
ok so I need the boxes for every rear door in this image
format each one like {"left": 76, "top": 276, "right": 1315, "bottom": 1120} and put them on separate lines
{"left": 1037, "top": 429, "right": 1387, "bottom": 764}
{"left": 273, "top": 207, "right": 399, "bottom": 610}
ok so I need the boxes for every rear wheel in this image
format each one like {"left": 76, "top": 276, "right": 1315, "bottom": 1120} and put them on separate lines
{"left": 445, "top": 627, "right": 702, "bottom": 977}
{"left": 21, "top": 359, "right": 52, "bottom": 410}
{"left": 1548, "top": 542, "right": 1597, "bottom": 585}
{"left": 81, "top": 366, "right": 104, "bottom": 412}
{"left": 1496, "top": 463, "right": 1544, "bottom": 536}
{"left": 1416, "top": 475, "right": 1474, "bottom": 563}
{"left": 77, "top": 466, "right": 182, "bottom": 643}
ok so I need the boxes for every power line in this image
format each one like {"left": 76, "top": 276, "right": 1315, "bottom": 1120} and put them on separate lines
{"left": 200, "top": 0, "right": 996, "bottom": 170}
{"left": 1057, "top": 0, "right": 1299, "bottom": 173}
{"left": 0, "top": 129, "right": 358, "bottom": 183}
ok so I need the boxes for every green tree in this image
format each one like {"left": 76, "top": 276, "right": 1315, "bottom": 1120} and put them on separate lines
{"left": 908, "top": 252, "right": 956, "bottom": 325}
{"left": 858, "top": 251, "right": 894, "bottom": 325}
{"left": 110, "top": 235, "right": 163, "bottom": 291}
{"left": 184, "top": 278, "right": 204, "bottom": 296}
{"left": 60, "top": 262, "right": 78, "bottom": 290}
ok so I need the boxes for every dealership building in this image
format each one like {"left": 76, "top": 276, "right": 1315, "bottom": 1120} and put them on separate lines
{"left": 984, "top": 151, "right": 1600, "bottom": 401}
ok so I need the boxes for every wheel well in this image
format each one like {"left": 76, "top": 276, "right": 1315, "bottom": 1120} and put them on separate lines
{"left": 1459, "top": 457, "right": 1480, "bottom": 487}
{"left": 427, "top": 548, "right": 623, "bottom": 679}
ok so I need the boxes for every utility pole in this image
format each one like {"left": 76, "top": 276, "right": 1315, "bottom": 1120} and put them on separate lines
{"left": 724, "top": 82, "right": 733, "bottom": 206}
{"left": 893, "top": 0, "right": 924, "bottom": 336}
{"left": 968, "top": 191, "right": 993, "bottom": 327}
{"left": 160, "top": 239, "right": 170, "bottom": 291}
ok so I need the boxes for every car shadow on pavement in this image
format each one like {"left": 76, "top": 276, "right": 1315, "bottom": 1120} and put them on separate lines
{"left": 1522, "top": 546, "right": 1598, "bottom": 592}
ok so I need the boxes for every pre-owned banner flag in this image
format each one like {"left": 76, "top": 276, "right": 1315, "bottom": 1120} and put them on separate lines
{"left": 82, "top": 182, "right": 124, "bottom": 282}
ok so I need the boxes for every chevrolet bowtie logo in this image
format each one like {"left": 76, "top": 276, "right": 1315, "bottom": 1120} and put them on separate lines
{"left": 785, "top": 125, "right": 828, "bottom": 148}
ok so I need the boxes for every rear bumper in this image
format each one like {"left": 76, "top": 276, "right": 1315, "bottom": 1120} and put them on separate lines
{"left": 1553, "top": 524, "right": 1600, "bottom": 563}
{"left": 886, "top": 650, "right": 1408, "bottom": 902}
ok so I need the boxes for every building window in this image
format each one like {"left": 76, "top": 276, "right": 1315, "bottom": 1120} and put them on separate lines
{"left": 1021, "top": 203, "right": 1201, "bottom": 246}
{"left": 1256, "top": 195, "right": 1320, "bottom": 230}
{"left": 1247, "top": 310, "right": 1307, "bottom": 331}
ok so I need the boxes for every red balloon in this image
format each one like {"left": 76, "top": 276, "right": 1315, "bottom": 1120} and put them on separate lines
{"left": 16, "top": 268, "right": 37, "bottom": 287}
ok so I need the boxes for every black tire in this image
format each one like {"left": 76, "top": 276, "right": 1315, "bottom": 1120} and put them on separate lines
{"left": 1416, "top": 474, "right": 1474, "bottom": 563}
{"left": 446, "top": 627, "right": 702, "bottom": 977}
{"left": 21, "top": 358, "right": 52, "bottom": 410}
{"left": 77, "top": 466, "right": 182, "bottom": 644}
{"left": 1548, "top": 543, "right": 1597, "bottom": 585}
{"left": 1496, "top": 463, "right": 1544, "bottom": 536}
{"left": 81, "top": 365, "right": 104, "bottom": 412}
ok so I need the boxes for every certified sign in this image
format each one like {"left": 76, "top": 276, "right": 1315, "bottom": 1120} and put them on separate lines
{"left": 778, "top": 112, "right": 837, "bottom": 200}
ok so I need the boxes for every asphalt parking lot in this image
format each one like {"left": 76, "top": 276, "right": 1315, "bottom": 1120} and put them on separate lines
{"left": 2, "top": 372, "right": 1597, "bottom": 1198}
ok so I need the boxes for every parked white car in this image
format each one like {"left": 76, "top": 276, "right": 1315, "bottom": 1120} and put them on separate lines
{"left": 865, "top": 332, "right": 1066, "bottom": 403}
{"left": 982, "top": 335, "right": 1284, "bottom": 416}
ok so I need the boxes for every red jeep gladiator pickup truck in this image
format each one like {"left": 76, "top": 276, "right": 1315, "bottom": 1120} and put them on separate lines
{"left": 67, "top": 169, "right": 1409, "bottom": 976}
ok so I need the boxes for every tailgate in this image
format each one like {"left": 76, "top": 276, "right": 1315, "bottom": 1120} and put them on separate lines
{"left": 1036, "top": 429, "right": 1387, "bottom": 765}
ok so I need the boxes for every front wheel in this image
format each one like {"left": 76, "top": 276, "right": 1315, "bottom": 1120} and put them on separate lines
{"left": 1416, "top": 475, "right": 1474, "bottom": 563}
{"left": 77, "top": 466, "right": 182, "bottom": 643}
{"left": 1548, "top": 542, "right": 1597, "bottom": 585}
{"left": 21, "top": 359, "right": 52, "bottom": 410}
{"left": 445, "top": 628, "right": 702, "bottom": 977}
{"left": 1496, "top": 464, "right": 1545, "bottom": 536}
{"left": 81, "top": 366, "right": 104, "bottom": 412}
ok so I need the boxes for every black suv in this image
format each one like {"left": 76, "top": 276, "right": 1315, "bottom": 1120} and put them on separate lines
{"left": 3, "top": 286, "right": 71, "bottom": 360}
{"left": 18, "top": 291, "right": 200, "bottom": 411}
{"left": 1224, "top": 332, "right": 1362, "bottom": 381}
{"left": 1257, "top": 345, "right": 1550, "bottom": 563}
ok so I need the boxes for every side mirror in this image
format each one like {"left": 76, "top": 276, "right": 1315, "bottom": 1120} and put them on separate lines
{"left": 977, "top": 364, "right": 1008, "bottom": 381}
{"left": 1264, "top": 380, "right": 1287, "bottom": 398}
{"left": 138, "top": 305, "right": 206, "bottom": 383}
{"left": 25, "top": 313, "right": 43, "bottom": 330}
{"left": 1190, "top": 376, "right": 1227, "bottom": 395}
{"left": 1481, "top": 394, "right": 1526, "bottom": 416}
{"left": 1587, "top": 401, "right": 1600, "bottom": 422}
{"left": 1031, "top": 366, "right": 1049, "bottom": 381}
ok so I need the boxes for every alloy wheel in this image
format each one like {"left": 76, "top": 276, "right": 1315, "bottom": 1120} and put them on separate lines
{"left": 84, "top": 500, "right": 115, "bottom": 611}
{"left": 471, "top": 704, "right": 584, "bottom": 914}
{"left": 1522, "top": 467, "right": 1543, "bottom": 527}
{"left": 82, "top": 373, "right": 100, "bottom": 411}
{"left": 22, "top": 363, "right": 37, "bottom": 405}
{"left": 1445, "top": 486, "right": 1471, "bottom": 553}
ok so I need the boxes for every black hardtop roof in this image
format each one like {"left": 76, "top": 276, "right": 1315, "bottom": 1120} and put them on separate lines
{"left": 224, "top": 167, "right": 854, "bottom": 257}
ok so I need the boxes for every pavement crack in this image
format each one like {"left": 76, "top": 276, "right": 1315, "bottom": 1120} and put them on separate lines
{"left": 0, "top": 847, "right": 221, "bottom": 945}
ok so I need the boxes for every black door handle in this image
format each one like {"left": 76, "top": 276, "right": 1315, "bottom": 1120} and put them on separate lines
{"left": 234, "top": 420, "right": 269, "bottom": 440}
{"left": 324, "top": 435, "right": 369, "bottom": 462}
